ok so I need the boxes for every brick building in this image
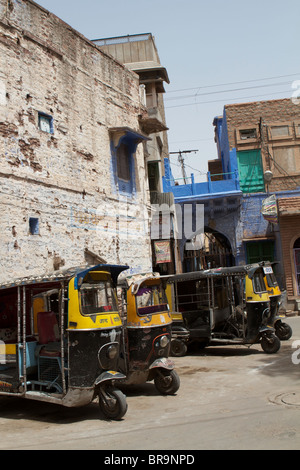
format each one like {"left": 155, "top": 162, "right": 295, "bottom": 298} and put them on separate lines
{"left": 277, "top": 197, "right": 300, "bottom": 305}
{"left": 221, "top": 98, "right": 300, "bottom": 194}
{"left": 0, "top": 0, "right": 153, "bottom": 282}
{"left": 213, "top": 98, "right": 300, "bottom": 308}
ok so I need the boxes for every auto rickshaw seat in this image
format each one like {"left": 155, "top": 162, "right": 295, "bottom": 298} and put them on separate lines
{"left": 37, "top": 311, "right": 59, "bottom": 344}
{"left": 37, "top": 311, "right": 61, "bottom": 357}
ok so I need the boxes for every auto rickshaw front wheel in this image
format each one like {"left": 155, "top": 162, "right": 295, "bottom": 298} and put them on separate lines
{"left": 154, "top": 369, "right": 180, "bottom": 395}
{"left": 98, "top": 385, "right": 128, "bottom": 420}
{"left": 261, "top": 334, "right": 281, "bottom": 354}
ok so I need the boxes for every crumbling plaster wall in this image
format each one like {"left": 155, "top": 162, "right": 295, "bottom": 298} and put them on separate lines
{"left": 0, "top": 0, "right": 152, "bottom": 282}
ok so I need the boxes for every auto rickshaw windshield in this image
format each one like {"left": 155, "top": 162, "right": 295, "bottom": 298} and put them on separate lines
{"left": 252, "top": 271, "right": 268, "bottom": 294}
{"left": 265, "top": 272, "right": 278, "bottom": 287}
{"left": 79, "top": 280, "right": 117, "bottom": 315}
{"left": 136, "top": 284, "right": 168, "bottom": 316}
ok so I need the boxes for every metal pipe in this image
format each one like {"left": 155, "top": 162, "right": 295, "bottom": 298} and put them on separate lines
{"left": 30, "top": 289, "right": 34, "bottom": 338}
{"left": 60, "top": 282, "right": 66, "bottom": 394}
{"left": 22, "top": 286, "right": 27, "bottom": 393}
{"left": 17, "top": 287, "right": 21, "bottom": 345}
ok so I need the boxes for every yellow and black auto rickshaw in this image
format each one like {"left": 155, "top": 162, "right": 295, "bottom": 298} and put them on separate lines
{"left": 0, "top": 264, "right": 129, "bottom": 420}
{"left": 260, "top": 261, "right": 292, "bottom": 341}
{"left": 165, "top": 264, "right": 281, "bottom": 356}
{"left": 118, "top": 273, "right": 180, "bottom": 395}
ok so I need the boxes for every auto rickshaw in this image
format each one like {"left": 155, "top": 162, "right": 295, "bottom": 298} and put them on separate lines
{"left": 0, "top": 264, "right": 129, "bottom": 420}
{"left": 118, "top": 273, "right": 180, "bottom": 395}
{"left": 164, "top": 264, "right": 280, "bottom": 356}
{"left": 260, "top": 261, "right": 292, "bottom": 341}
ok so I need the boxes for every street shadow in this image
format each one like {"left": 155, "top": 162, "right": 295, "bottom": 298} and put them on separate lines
{"left": 187, "top": 343, "right": 262, "bottom": 357}
{"left": 0, "top": 396, "right": 123, "bottom": 424}
{"left": 252, "top": 342, "right": 300, "bottom": 382}
{"left": 0, "top": 382, "right": 167, "bottom": 425}
{"left": 119, "top": 382, "right": 163, "bottom": 398}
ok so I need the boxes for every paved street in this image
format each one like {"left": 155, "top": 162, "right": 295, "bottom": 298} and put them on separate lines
{"left": 0, "top": 317, "right": 299, "bottom": 450}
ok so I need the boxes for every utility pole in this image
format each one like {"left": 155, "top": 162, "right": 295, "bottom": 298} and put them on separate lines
{"left": 169, "top": 150, "right": 198, "bottom": 184}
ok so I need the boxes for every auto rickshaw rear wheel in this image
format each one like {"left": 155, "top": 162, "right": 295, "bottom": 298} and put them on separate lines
{"left": 261, "top": 334, "right": 281, "bottom": 354}
{"left": 275, "top": 321, "right": 292, "bottom": 341}
{"left": 98, "top": 385, "right": 127, "bottom": 420}
{"left": 154, "top": 369, "right": 180, "bottom": 395}
{"left": 170, "top": 339, "right": 187, "bottom": 357}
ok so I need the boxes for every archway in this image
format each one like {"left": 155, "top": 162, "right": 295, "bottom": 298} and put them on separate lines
{"left": 183, "top": 227, "right": 234, "bottom": 272}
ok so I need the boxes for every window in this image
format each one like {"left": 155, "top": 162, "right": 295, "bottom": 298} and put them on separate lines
{"left": 148, "top": 161, "right": 160, "bottom": 191}
{"left": 246, "top": 240, "right": 274, "bottom": 264}
{"left": 294, "top": 122, "right": 300, "bottom": 138}
{"left": 239, "top": 129, "right": 257, "bottom": 140}
{"left": 267, "top": 122, "right": 292, "bottom": 141}
{"left": 116, "top": 143, "right": 130, "bottom": 181}
{"left": 270, "top": 125, "right": 290, "bottom": 137}
{"left": 236, "top": 127, "right": 259, "bottom": 145}
{"left": 136, "top": 284, "right": 168, "bottom": 316}
{"left": 272, "top": 147, "right": 296, "bottom": 173}
{"left": 38, "top": 112, "right": 53, "bottom": 134}
{"left": 29, "top": 217, "right": 39, "bottom": 235}
{"left": 110, "top": 127, "right": 149, "bottom": 195}
{"left": 80, "top": 280, "right": 117, "bottom": 315}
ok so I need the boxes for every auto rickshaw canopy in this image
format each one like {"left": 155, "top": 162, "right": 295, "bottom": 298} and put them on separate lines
{"left": 0, "top": 264, "right": 129, "bottom": 291}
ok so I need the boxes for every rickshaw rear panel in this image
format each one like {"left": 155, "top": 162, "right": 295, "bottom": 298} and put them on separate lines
{"left": 164, "top": 264, "right": 281, "bottom": 355}
{"left": 118, "top": 273, "right": 180, "bottom": 395}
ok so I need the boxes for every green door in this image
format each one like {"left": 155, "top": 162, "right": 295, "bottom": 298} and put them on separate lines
{"left": 237, "top": 150, "right": 265, "bottom": 193}
{"left": 246, "top": 240, "right": 274, "bottom": 264}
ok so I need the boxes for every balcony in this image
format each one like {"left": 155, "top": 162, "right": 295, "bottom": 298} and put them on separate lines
{"left": 139, "top": 106, "right": 168, "bottom": 134}
{"left": 163, "top": 170, "right": 241, "bottom": 200}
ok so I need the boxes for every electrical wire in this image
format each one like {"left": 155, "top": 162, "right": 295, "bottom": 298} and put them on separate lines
{"left": 166, "top": 72, "right": 300, "bottom": 94}
{"left": 165, "top": 80, "right": 291, "bottom": 102}
{"left": 165, "top": 89, "right": 291, "bottom": 109}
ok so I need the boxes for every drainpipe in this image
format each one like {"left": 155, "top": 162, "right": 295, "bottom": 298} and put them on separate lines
{"left": 207, "top": 171, "right": 212, "bottom": 193}
{"left": 234, "top": 169, "right": 240, "bottom": 190}
{"left": 191, "top": 173, "right": 195, "bottom": 195}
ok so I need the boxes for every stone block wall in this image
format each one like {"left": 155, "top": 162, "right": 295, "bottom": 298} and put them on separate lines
{"left": 0, "top": 0, "right": 152, "bottom": 282}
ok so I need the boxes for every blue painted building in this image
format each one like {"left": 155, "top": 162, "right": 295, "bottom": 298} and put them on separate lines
{"left": 164, "top": 99, "right": 300, "bottom": 306}
{"left": 163, "top": 156, "right": 243, "bottom": 270}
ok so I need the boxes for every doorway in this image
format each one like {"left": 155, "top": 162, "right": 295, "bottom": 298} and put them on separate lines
{"left": 293, "top": 238, "right": 300, "bottom": 295}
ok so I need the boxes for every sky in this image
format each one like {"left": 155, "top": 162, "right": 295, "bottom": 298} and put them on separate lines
{"left": 35, "top": 0, "right": 300, "bottom": 182}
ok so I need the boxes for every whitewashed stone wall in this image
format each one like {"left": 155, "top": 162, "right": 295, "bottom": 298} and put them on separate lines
{"left": 0, "top": 0, "right": 152, "bottom": 282}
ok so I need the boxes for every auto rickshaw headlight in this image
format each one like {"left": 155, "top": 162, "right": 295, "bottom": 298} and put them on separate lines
{"left": 107, "top": 344, "right": 118, "bottom": 360}
{"left": 160, "top": 335, "right": 169, "bottom": 348}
